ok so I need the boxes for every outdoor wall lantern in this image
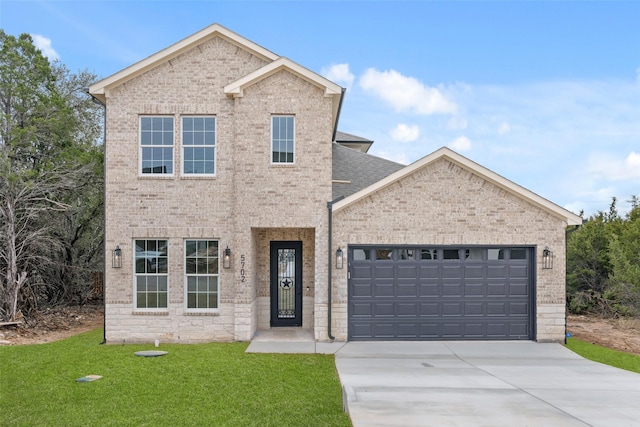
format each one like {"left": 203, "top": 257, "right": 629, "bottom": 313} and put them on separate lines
{"left": 542, "top": 246, "right": 553, "bottom": 270}
{"left": 223, "top": 246, "right": 231, "bottom": 269}
{"left": 336, "top": 247, "right": 344, "bottom": 269}
{"left": 112, "top": 245, "right": 122, "bottom": 269}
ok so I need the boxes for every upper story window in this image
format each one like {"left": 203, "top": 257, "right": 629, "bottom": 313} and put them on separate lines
{"left": 271, "top": 116, "right": 295, "bottom": 164}
{"left": 140, "top": 117, "right": 174, "bottom": 175}
{"left": 182, "top": 117, "right": 216, "bottom": 175}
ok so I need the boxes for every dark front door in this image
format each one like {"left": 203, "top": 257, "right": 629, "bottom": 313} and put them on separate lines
{"left": 270, "top": 241, "right": 303, "bottom": 327}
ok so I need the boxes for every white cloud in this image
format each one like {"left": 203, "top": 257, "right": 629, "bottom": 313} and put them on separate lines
{"left": 589, "top": 151, "right": 640, "bottom": 181}
{"left": 448, "top": 136, "right": 472, "bottom": 152}
{"left": 497, "top": 121, "right": 511, "bottom": 135}
{"left": 30, "top": 34, "right": 59, "bottom": 61}
{"left": 359, "top": 68, "right": 457, "bottom": 115}
{"left": 390, "top": 123, "right": 420, "bottom": 143}
{"left": 321, "top": 63, "right": 354, "bottom": 88}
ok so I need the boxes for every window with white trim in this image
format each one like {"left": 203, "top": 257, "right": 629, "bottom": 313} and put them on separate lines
{"left": 185, "top": 240, "right": 219, "bottom": 310}
{"left": 140, "top": 117, "right": 173, "bottom": 174}
{"left": 271, "top": 116, "right": 294, "bottom": 163}
{"left": 182, "top": 117, "right": 215, "bottom": 175}
{"left": 135, "top": 239, "right": 168, "bottom": 309}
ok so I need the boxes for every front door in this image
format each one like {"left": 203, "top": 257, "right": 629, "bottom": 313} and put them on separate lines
{"left": 270, "top": 241, "right": 303, "bottom": 327}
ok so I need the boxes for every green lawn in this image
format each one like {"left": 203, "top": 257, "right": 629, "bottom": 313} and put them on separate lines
{"left": 565, "top": 338, "right": 640, "bottom": 374}
{"left": 0, "top": 329, "right": 351, "bottom": 427}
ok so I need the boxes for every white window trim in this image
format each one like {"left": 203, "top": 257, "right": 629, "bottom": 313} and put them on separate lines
{"left": 181, "top": 116, "right": 217, "bottom": 177}
{"left": 139, "top": 115, "right": 175, "bottom": 177}
{"left": 133, "top": 239, "right": 169, "bottom": 312}
{"left": 271, "top": 115, "right": 295, "bottom": 165}
{"left": 184, "top": 239, "right": 220, "bottom": 313}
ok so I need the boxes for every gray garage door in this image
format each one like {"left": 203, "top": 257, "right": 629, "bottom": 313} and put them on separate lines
{"left": 348, "top": 246, "right": 534, "bottom": 341}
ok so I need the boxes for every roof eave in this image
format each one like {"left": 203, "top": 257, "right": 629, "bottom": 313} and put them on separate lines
{"left": 89, "top": 23, "right": 278, "bottom": 99}
{"left": 334, "top": 147, "right": 583, "bottom": 226}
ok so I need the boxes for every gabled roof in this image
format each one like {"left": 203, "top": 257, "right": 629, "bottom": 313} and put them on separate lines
{"left": 223, "top": 57, "right": 343, "bottom": 132}
{"left": 89, "top": 23, "right": 279, "bottom": 103}
{"left": 333, "top": 147, "right": 583, "bottom": 225}
{"left": 332, "top": 143, "right": 404, "bottom": 200}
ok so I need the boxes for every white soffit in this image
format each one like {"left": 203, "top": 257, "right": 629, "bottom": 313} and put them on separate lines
{"left": 333, "top": 147, "right": 583, "bottom": 226}
{"left": 89, "top": 23, "right": 279, "bottom": 102}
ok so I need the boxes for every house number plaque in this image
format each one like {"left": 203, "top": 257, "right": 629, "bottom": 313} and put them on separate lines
{"left": 240, "top": 254, "right": 246, "bottom": 282}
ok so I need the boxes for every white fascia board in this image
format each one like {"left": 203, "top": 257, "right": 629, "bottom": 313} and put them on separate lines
{"left": 89, "top": 23, "right": 279, "bottom": 102}
{"left": 224, "top": 57, "right": 342, "bottom": 98}
{"left": 333, "top": 147, "right": 583, "bottom": 226}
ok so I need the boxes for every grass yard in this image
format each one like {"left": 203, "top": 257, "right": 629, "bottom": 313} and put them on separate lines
{"left": 0, "top": 329, "right": 351, "bottom": 427}
{"left": 565, "top": 338, "right": 640, "bottom": 374}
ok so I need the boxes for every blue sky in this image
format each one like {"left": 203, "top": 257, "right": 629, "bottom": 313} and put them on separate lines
{"left": 2, "top": 0, "right": 639, "bottom": 216}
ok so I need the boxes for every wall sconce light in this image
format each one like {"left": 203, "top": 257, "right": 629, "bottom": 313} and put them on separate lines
{"left": 223, "top": 246, "right": 231, "bottom": 269}
{"left": 542, "top": 246, "right": 553, "bottom": 269}
{"left": 336, "top": 247, "right": 344, "bottom": 269}
{"left": 112, "top": 245, "right": 122, "bottom": 268}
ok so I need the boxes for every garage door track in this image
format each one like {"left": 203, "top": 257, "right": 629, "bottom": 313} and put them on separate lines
{"left": 335, "top": 341, "right": 640, "bottom": 427}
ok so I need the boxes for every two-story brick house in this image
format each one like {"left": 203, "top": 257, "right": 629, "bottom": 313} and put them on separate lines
{"left": 90, "top": 24, "right": 581, "bottom": 344}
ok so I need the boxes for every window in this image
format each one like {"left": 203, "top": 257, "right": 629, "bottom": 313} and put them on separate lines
{"left": 135, "top": 239, "right": 168, "bottom": 309}
{"left": 182, "top": 117, "right": 215, "bottom": 175}
{"left": 272, "top": 116, "right": 294, "bottom": 163}
{"left": 185, "top": 240, "right": 219, "bottom": 310}
{"left": 141, "top": 117, "right": 173, "bottom": 174}
{"left": 420, "top": 249, "right": 438, "bottom": 260}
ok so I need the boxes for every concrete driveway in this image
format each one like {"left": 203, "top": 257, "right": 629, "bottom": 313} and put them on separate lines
{"left": 335, "top": 341, "right": 640, "bottom": 427}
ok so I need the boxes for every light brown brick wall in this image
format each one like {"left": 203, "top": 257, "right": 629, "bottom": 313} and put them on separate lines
{"left": 330, "top": 158, "right": 568, "bottom": 342}
{"left": 103, "top": 36, "right": 332, "bottom": 343}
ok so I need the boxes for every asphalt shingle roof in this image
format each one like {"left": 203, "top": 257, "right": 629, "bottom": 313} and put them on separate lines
{"left": 332, "top": 142, "right": 405, "bottom": 200}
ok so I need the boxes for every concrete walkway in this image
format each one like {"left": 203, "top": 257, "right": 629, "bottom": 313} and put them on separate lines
{"left": 335, "top": 341, "right": 640, "bottom": 427}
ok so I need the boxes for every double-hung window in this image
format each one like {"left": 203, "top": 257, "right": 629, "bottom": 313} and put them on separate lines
{"left": 140, "top": 117, "right": 174, "bottom": 175}
{"left": 182, "top": 117, "right": 216, "bottom": 175}
{"left": 185, "top": 240, "right": 219, "bottom": 310}
{"left": 135, "top": 239, "right": 168, "bottom": 309}
{"left": 271, "top": 115, "right": 295, "bottom": 163}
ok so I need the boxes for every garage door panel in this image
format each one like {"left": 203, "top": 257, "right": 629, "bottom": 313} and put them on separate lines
{"left": 464, "top": 302, "right": 484, "bottom": 315}
{"left": 398, "top": 302, "right": 417, "bottom": 316}
{"left": 442, "top": 302, "right": 463, "bottom": 316}
{"left": 348, "top": 246, "right": 533, "bottom": 341}
{"left": 419, "top": 302, "right": 440, "bottom": 316}
{"left": 487, "top": 265, "right": 507, "bottom": 279}
{"left": 442, "top": 283, "right": 463, "bottom": 296}
{"left": 442, "top": 265, "right": 463, "bottom": 278}
{"left": 351, "top": 302, "right": 373, "bottom": 316}
{"left": 487, "top": 283, "right": 507, "bottom": 296}
{"left": 374, "top": 302, "right": 394, "bottom": 316}
{"left": 509, "top": 302, "right": 529, "bottom": 315}
{"left": 351, "top": 281, "right": 374, "bottom": 297}
{"left": 373, "top": 282, "right": 394, "bottom": 297}
{"left": 397, "top": 264, "right": 418, "bottom": 279}
{"left": 509, "top": 282, "right": 528, "bottom": 296}
{"left": 465, "top": 283, "right": 484, "bottom": 296}
{"left": 373, "top": 265, "right": 394, "bottom": 278}
{"left": 397, "top": 282, "right": 418, "bottom": 297}
{"left": 464, "top": 265, "right": 485, "bottom": 278}
{"left": 419, "top": 265, "right": 440, "bottom": 278}
{"left": 419, "top": 283, "right": 440, "bottom": 296}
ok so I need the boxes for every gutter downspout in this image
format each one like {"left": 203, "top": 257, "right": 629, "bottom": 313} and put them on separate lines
{"left": 86, "top": 88, "right": 107, "bottom": 345}
{"left": 327, "top": 195, "right": 344, "bottom": 341}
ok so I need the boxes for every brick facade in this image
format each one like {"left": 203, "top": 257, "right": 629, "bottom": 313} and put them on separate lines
{"left": 94, "top": 24, "right": 577, "bottom": 345}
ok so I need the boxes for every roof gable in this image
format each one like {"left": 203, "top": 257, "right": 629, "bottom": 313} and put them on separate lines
{"left": 89, "top": 23, "right": 278, "bottom": 103}
{"left": 223, "top": 57, "right": 342, "bottom": 97}
{"left": 333, "top": 147, "right": 582, "bottom": 226}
